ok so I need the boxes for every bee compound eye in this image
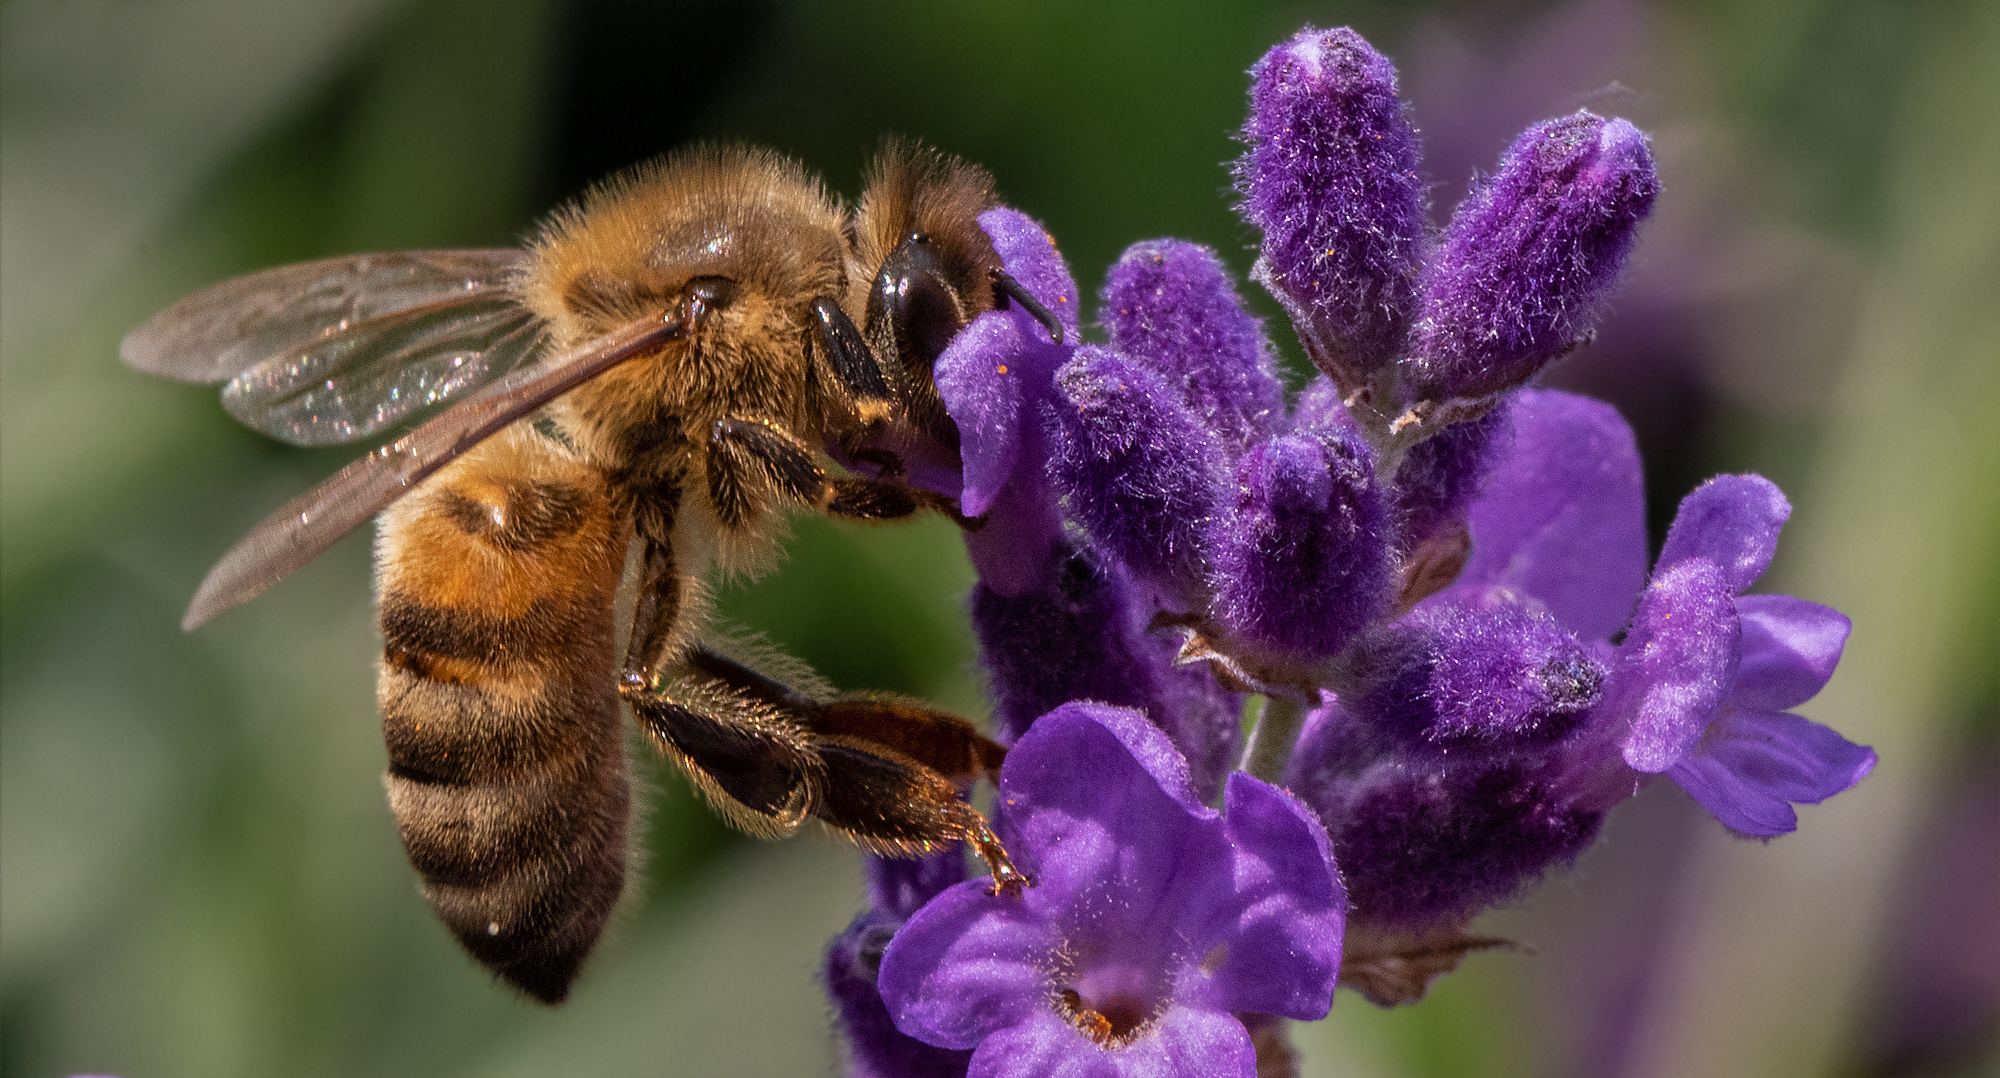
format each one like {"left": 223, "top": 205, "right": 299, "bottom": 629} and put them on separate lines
{"left": 683, "top": 276, "right": 739, "bottom": 319}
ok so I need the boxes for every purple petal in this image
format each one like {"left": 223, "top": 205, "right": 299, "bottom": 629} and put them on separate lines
{"left": 965, "top": 1009, "right": 1116, "bottom": 1078}
{"left": 1100, "top": 239, "right": 1285, "bottom": 447}
{"left": 1209, "top": 430, "right": 1391, "bottom": 657}
{"left": 979, "top": 208, "right": 1082, "bottom": 339}
{"left": 1236, "top": 26, "right": 1425, "bottom": 376}
{"left": 1617, "top": 560, "right": 1741, "bottom": 773}
{"left": 1656, "top": 474, "right": 1791, "bottom": 592}
{"left": 1409, "top": 112, "right": 1659, "bottom": 401}
{"left": 935, "top": 311, "right": 1027, "bottom": 518}
{"left": 965, "top": 1005, "right": 1257, "bottom": 1078}
{"left": 1190, "top": 773, "right": 1344, "bottom": 1020}
{"left": 880, "top": 884, "right": 1054, "bottom": 1049}
{"left": 1668, "top": 751, "right": 1800, "bottom": 836}
{"left": 1004, "top": 702, "right": 1213, "bottom": 824}
{"left": 1453, "top": 389, "right": 1646, "bottom": 641}
{"left": 1733, "top": 595, "right": 1851, "bottom": 712}
{"left": 1707, "top": 708, "right": 1876, "bottom": 805}
{"left": 963, "top": 468, "right": 1066, "bottom": 597}
{"left": 1047, "top": 347, "right": 1229, "bottom": 598}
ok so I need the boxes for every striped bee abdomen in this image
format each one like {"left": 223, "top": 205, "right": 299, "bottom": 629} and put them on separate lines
{"left": 374, "top": 427, "right": 630, "bottom": 1004}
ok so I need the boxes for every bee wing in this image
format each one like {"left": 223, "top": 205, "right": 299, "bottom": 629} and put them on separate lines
{"left": 124, "top": 250, "right": 524, "bottom": 383}
{"left": 124, "top": 250, "right": 546, "bottom": 447}
{"left": 183, "top": 315, "right": 687, "bottom": 631}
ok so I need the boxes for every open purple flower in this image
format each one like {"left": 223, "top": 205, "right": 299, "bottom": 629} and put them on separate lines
{"left": 1595, "top": 476, "right": 1874, "bottom": 833}
{"left": 880, "top": 703, "right": 1344, "bottom": 1076}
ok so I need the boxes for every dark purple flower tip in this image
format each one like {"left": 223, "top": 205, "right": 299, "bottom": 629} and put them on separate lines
{"left": 1616, "top": 559, "right": 1742, "bottom": 773}
{"left": 1442, "top": 389, "right": 1645, "bottom": 641}
{"left": 1669, "top": 709, "right": 1876, "bottom": 836}
{"left": 1389, "top": 400, "right": 1510, "bottom": 552}
{"left": 1208, "top": 430, "right": 1390, "bottom": 657}
{"left": 827, "top": 910, "right": 976, "bottom": 1077}
{"left": 1101, "top": 239, "right": 1286, "bottom": 448}
{"left": 1048, "top": 346, "right": 1230, "bottom": 599}
{"left": 1353, "top": 598, "right": 1605, "bottom": 749}
{"left": 1657, "top": 473, "right": 1791, "bottom": 593}
{"left": 1408, "top": 111, "right": 1660, "bottom": 402}
{"left": 1237, "top": 26, "right": 1426, "bottom": 377}
{"left": 879, "top": 703, "right": 1343, "bottom": 1074}
{"left": 1286, "top": 701, "right": 1600, "bottom": 924}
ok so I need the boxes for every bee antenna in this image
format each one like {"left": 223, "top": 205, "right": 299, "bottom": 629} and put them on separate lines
{"left": 990, "top": 270, "right": 1064, "bottom": 345}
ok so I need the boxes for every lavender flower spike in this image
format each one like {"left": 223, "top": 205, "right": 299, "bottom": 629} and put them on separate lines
{"left": 1237, "top": 26, "right": 1426, "bottom": 384}
{"left": 1409, "top": 111, "right": 1659, "bottom": 402}
{"left": 881, "top": 703, "right": 1343, "bottom": 1076}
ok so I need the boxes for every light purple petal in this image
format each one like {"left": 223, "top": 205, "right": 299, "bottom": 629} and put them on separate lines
{"left": 1454, "top": 389, "right": 1646, "bottom": 641}
{"left": 1188, "top": 773, "right": 1344, "bottom": 1020}
{"left": 1657, "top": 474, "right": 1791, "bottom": 592}
{"left": 1006, "top": 702, "right": 1213, "bottom": 821}
{"left": 1669, "top": 751, "right": 1800, "bottom": 836}
{"left": 1709, "top": 708, "right": 1877, "bottom": 805}
{"left": 881, "top": 885, "right": 1055, "bottom": 1049}
{"left": 935, "top": 311, "right": 1028, "bottom": 518}
{"left": 967, "top": 1009, "right": 1119, "bottom": 1078}
{"left": 1733, "top": 595, "right": 1850, "bottom": 712}
{"left": 1617, "top": 560, "right": 1741, "bottom": 772}
{"left": 962, "top": 467, "right": 1066, "bottom": 597}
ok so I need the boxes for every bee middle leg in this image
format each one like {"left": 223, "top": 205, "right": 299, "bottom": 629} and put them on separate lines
{"left": 706, "top": 416, "right": 978, "bottom": 528}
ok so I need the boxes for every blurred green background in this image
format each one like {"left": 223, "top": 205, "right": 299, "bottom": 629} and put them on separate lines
{"left": 3, "top": 1, "right": 1995, "bottom": 1076}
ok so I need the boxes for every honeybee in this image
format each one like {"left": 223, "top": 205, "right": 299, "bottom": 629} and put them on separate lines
{"left": 123, "top": 142, "right": 1061, "bottom": 1003}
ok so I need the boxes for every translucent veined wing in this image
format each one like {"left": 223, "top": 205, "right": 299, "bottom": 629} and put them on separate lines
{"left": 219, "top": 293, "right": 545, "bottom": 446}
{"left": 122, "top": 250, "right": 542, "bottom": 446}
{"left": 182, "top": 315, "right": 689, "bottom": 630}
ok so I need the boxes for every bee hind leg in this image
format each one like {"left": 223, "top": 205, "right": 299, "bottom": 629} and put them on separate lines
{"left": 681, "top": 646, "right": 1026, "bottom": 894}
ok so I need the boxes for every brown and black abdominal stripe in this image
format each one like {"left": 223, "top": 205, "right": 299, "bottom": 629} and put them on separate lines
{"left": 374, "top": 428, "right": 629, "bottom": 1004}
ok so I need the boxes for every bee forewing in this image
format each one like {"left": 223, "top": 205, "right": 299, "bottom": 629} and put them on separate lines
{"left": 220, "top": 296, "right": 544, "bottom": 446}
{"left": 121, "top": 249, "right": 524, "bottom": 384}
{"left": 183, "top": 314, "right": 688, "bottom": 630}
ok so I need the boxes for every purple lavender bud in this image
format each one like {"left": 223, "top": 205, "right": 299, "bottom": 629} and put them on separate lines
{"left": 1332, "top": 752, "right": 1602, "bottom": 924}
{"left": 1286, "top": 701, "right": 1602, "bottom": 924}
{"left": 1046, "top": 346, "right": 1229, "bottom": 600}
{"left": 1209, "top": 430, "right": 1390, "bottom": 657}
{"left": 971, "top": 546, "right": 1242, "bottom": 795}
{"left": 1100, "top": 239, "right": 1286, "bottom": 447}
{"left": 1237, "top": 27, "right": 1426, "bottom": 378}
{"left": 1389, "top": 401, "right": 1511, "bottom": 551}
{"left": 1409, "top": 111, "right": 1659, "bottom": 401}
{"left": 826, "top": 910, "right": 975, "bottom": 1078}
{"left": 1353, "top": 599, "right": 1605, "bottom": 749}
